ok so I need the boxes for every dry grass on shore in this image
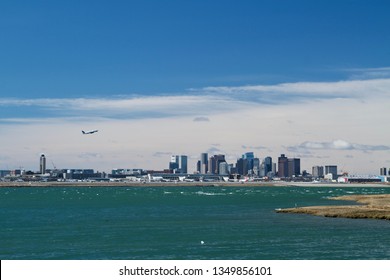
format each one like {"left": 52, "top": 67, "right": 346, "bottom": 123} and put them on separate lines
{"left": 276, "top": 194, "right": 390, "bottom": 220}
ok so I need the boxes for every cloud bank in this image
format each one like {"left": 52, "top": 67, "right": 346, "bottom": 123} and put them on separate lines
{"left": 193, "top": 116, "right": 210, "bottom": 122}
{"left": 1, "top": 73, "right": 389, "bottom": 174}
{"left": 1, "top": 77, "right": 389, "bottom": 123}
{"left": 288, "top": 140, "right": 390, "bottom": 153}
{"left": 346, "top": 67, "right": 390, "bottom": 79}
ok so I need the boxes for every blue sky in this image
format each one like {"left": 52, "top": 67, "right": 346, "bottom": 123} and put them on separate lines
{"left": 1, "top": 0, "right": 390, "bottom": 173}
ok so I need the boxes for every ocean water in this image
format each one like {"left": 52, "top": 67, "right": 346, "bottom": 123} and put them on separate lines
{"left": 0, "top": 186, "right": 389, "bottom": 260}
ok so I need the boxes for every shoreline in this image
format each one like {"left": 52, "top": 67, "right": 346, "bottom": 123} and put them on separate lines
{"left": 276, "top": 194, "right": 390, "bottom": 220}
{"left": 0, "top": 181, "right": 389, "bottom": 188}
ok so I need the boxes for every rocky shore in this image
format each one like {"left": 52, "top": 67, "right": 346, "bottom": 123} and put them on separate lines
{"left": 276, "top": 194, "right": 390, "bottom": 220}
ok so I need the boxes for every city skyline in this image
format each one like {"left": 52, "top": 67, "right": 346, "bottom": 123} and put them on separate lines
{"left": 1, "top": 1, "right": 389, "bottom": 174}
{"left": 1, "top": 150, "right": 388, "bottom": 179}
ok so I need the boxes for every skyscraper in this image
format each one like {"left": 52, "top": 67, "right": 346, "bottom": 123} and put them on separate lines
{"left": 169, "top": 155, "right": 179, "bottom": 172}
{"left": 259, "top": 160, "right": 265, "bottom": 177}
{"left": 278, "top": 154, "right": 288, "bottom": 178}
{"left": 243, "top": 152, "right": 254, "bottom": 172}
{"left": 209, "top": 154, "right": 226, "bottom": 174}
{"left": 196, "top": 160, "right": 201, "bottom": 173}
{"left": 40, "top": 154, "right": 46, "bottom": 174}
{"left": 219, "top": 162, "right": 229, "bottom": 175}
{"left": 264, "top": 157, "right": 272, "bottom": 176}
{"left": 200, "top": 153, "right": 208, "bottom": 174}
{"left": 252, "top": 158, "right": 260, "bottom": 176}
{"left": 288, "top": 158, "right": 300, "bottom": 177}
{"left": 169, "top": 155, "right": 188, "bottom": 173}
{"left": 179, "top": 155, "right": 188, "bottom": 174}
{"left": 236, "top": 158, "right": 248, "bottom": 176}
{"left": 312, "top": 166, "right": 324, "bottom": 178}
{"left": 325, "top": 165, "right": 338, "bottom": 180}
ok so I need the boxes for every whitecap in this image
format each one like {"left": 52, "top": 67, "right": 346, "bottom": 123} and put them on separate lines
{"left": 196, "top": 191, "right": 225, "bottom": 196}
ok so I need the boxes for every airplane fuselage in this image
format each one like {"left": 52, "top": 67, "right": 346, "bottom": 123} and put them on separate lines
{"left": 82, "top": 130, "right": 98, "bottom": 134}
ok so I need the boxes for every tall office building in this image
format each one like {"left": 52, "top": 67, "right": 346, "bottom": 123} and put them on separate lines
{"left": 169, "top": 155, "right": 179, "bottom": 172}
{"left": 200, "top": 153, "right": 208, "bottom": 174}
{"left": 264, "top": 157, "right": 273, "bottom": 176}
{"left": 40, "top": 154, "right": 46, "bottom": 174}
{"left": 243, "top": 152, "right": 254, "bottom": 172}
{"left": 179, "top": 155, "right": 188, "bottom": 174}
{"left": 259, "top": 161, "right": 265, "bottom": 177}
{"left": 236, "top": 158, "right": 248, "bottom": 176}
{"left": 196, "top": 160, "right": 201, "bottom": 173}
{"left": 288, "top": 158, "right": 301, "bottom": 177}
{"left": 312, "top": 166, "right": 324, "bottom": 178}
{"left": 325, "top": 165, "right": 338, "bottom": 180}
{"left": 278, "top": 154, "right": 288, "bottom": 178}
{"left": 209, "top": 156, "right": 216, "bottom": 174}
{"left": 169, "top": 155, "right": 187, "bottom": 173}
{"left": 219, "top": 162, "right": 229, "bottom": 175}
{"left": 252, "top": 158, "right": 260, "bottom": 176}
{"left": 209, "top": 154, "right": 226, "bottom": 174}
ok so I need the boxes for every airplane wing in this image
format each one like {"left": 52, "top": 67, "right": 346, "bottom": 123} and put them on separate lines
{"left": 82, "top": 130, "right": 98, "bottom": 134}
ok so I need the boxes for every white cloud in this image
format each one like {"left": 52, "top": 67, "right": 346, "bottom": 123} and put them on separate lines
{"left": 153, "top": 152, "right": 173, "bottom": 158}
{"left": 1, "top": 77, "right": 390, "bottom": 123}
{"left": 241, "top": 145, "right": 268, "bottom": 150}
{"left": 0, "top": 95, "right": 243, "bottom": 121}
{"left": 1, "top": 76, "right": 390, "bottom": 174}
{"left": 206, "top": 147, "right": 223, "bottom": 154}
{"left": 345, "top": 67, "right": 390, "bottom": 79}
{"left": 193, "top": 116, "right": 210, "bottom": 122}
{"left": 78, "top": 153, "right": 103, "bottom": 159}
{"left": 288, "top": 140, "right": 390, "bottom": 152}
{"left": 203, "top": 79, "right": 390, "bottom": 98}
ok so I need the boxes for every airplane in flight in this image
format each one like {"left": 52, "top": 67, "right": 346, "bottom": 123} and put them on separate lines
{"left": 82, "top": 130, "right": 98, "bottom": 134}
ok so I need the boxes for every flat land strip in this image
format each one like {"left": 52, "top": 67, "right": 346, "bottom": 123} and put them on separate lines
{"left": 0, "top": 181, "right": 389, "bottom": 188}
{"left": 277, "top": 194, "right": 390, "bottom": 220}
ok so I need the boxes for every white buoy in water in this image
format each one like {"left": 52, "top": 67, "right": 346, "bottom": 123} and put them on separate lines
{"left": 200, "top": 241, "right": 205, "bottom": 245}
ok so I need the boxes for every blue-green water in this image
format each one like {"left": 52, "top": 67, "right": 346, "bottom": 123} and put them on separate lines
{"left": 0, "top": 186, "right": 389, "bottom": 260}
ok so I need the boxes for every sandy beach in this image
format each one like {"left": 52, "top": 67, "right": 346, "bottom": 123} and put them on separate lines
{"left": 276, "top": 194, "right": 390, "bottom": 220}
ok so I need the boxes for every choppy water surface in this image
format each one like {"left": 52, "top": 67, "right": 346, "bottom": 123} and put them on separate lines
{"left": 0, "top": 186, "right": 389, "bottom": 259}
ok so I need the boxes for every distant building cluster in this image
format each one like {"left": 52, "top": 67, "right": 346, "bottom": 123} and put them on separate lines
{"left": 312, "top": 165, "right": 338, "bottom": 180}
{"left": 0, "top": 154, "right": 106, "bottom": 183}
{"left": 194, "top": 152, "right": 276, "bottom": 178}
{"left": 169, "top": 155, "right": 188, "bottom": 174}
{"left": 0, "top": 152, "right": 389, "bottom": 183}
